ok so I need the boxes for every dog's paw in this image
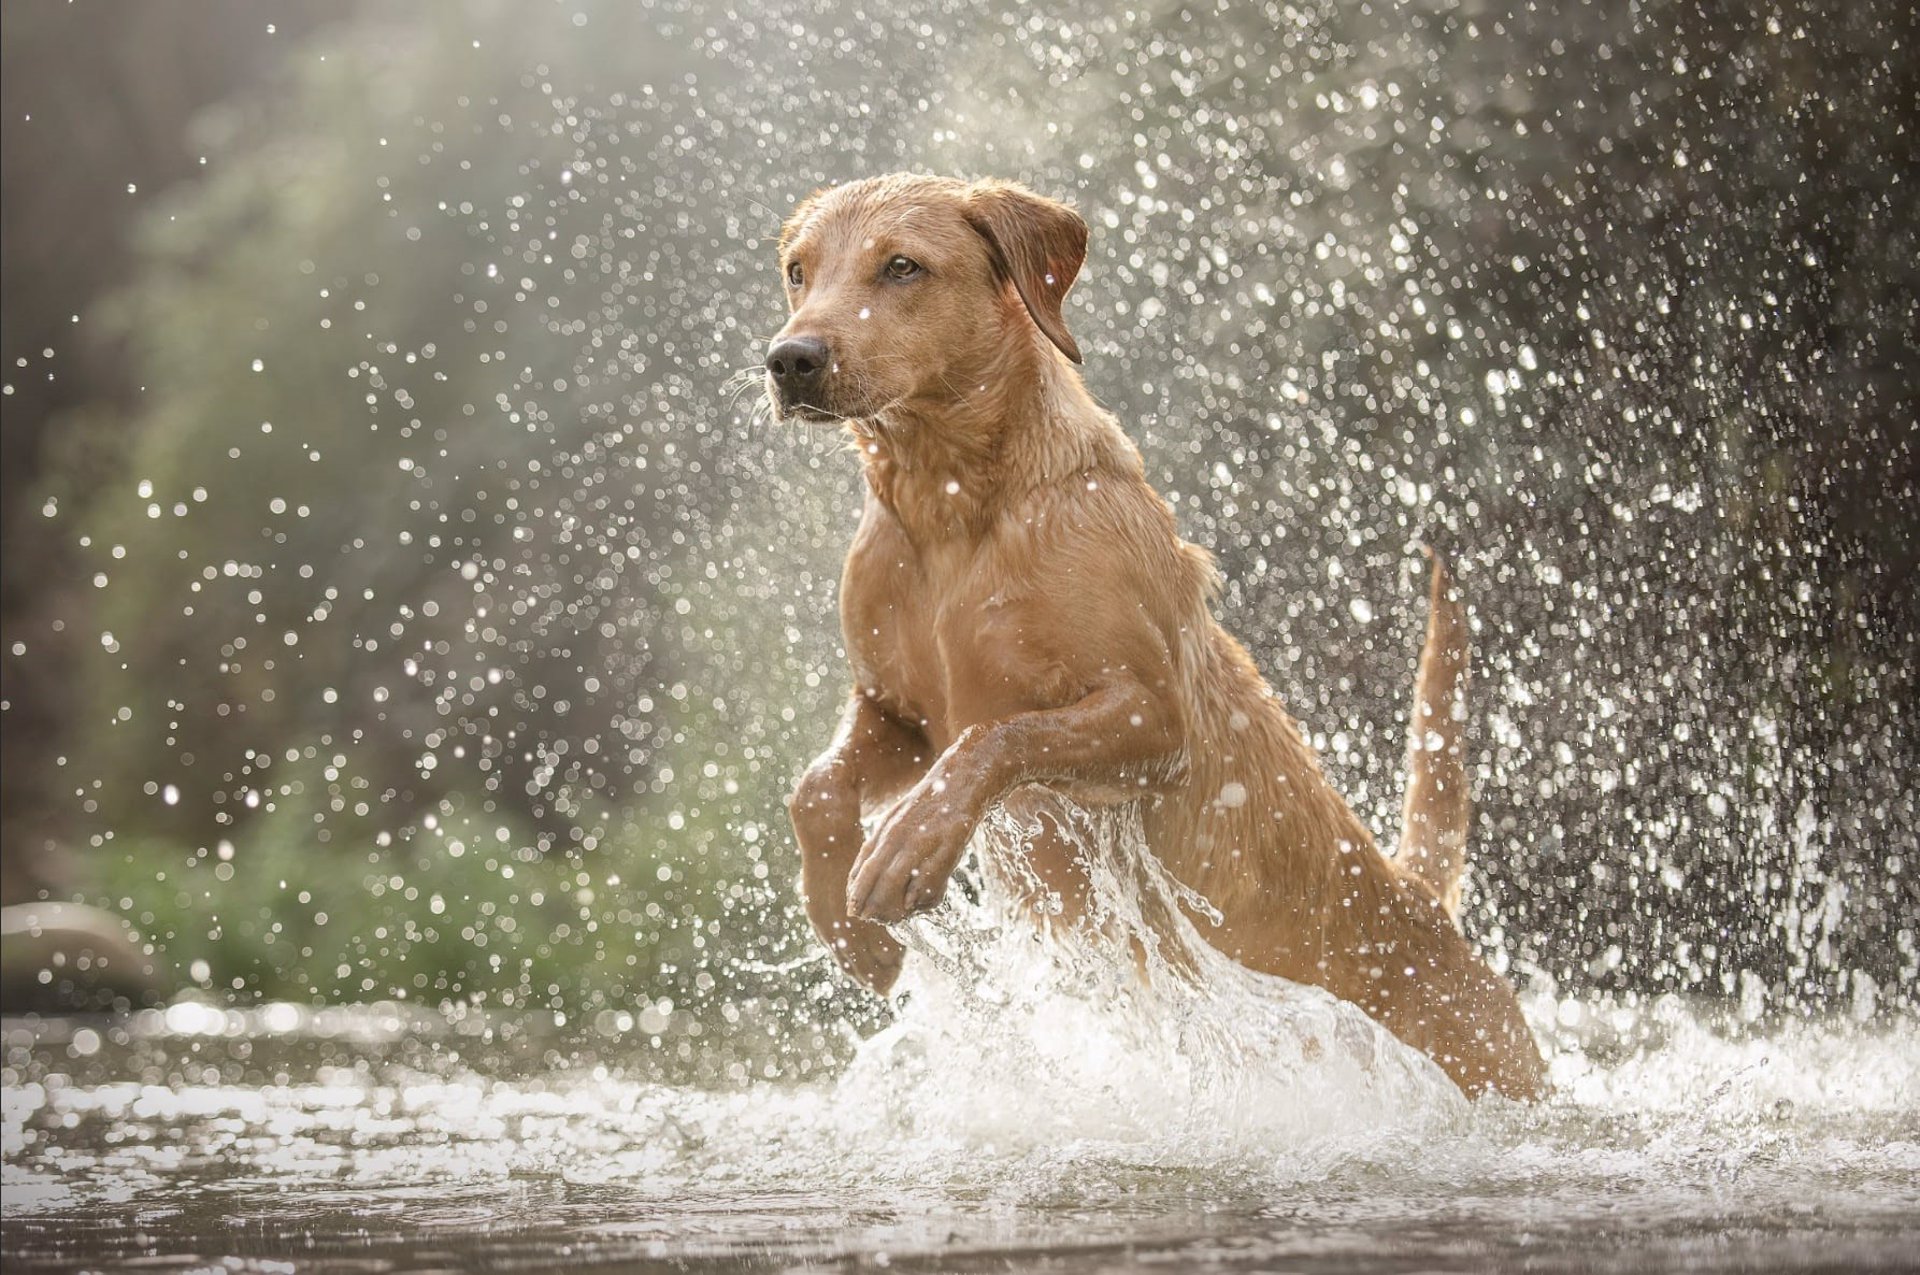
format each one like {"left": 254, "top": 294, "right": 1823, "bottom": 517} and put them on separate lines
{"left": 845, "top": 786, "right": 974, "bottom": 924}
{"left": 800, "top": 862, "right": 906, "bottom": 995}
{"left": 820, "top": 916, "right": 904, "bottom": 995}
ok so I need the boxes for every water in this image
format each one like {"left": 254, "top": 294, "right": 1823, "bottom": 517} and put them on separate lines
{"left": 6, "top": 1003, "right": 1916, "bottom": 1271}
{"left": 6, "top": 810, "right": 1917, "bottom": 1272}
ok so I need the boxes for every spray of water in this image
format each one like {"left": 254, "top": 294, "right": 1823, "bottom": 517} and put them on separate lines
{"left": 837, "top": 801, "right": 1463, "bottom": 1175}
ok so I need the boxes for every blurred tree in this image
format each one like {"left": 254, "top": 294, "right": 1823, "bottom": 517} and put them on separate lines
{"left": 1, "top": 0, "right": 341, "bottom": 900}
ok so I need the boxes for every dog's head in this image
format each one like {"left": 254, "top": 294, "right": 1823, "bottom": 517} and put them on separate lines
{"left": 765, "top": 174, "right": 1088, "bottom": 422}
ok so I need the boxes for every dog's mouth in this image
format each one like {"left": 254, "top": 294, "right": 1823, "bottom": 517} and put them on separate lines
{"left": 768, "top": 380, "right": 870, "bottom": 424}
{"left": 778, "top": 400, "right": 845, "bottom": 423}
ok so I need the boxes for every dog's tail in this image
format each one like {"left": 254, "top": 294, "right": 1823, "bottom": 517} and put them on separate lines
{"left": 1395, "top": 545, "right": 1472, "bottom": 924}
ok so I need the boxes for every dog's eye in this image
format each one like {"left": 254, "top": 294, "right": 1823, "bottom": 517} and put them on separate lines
{"left": 884, "top": 255, "right": 923, "bottom": 281}
{"left": 786, "top": 261, "right": 804, "bottom": 289}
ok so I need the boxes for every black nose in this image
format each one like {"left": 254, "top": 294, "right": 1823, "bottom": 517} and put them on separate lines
{"left": 765, "top": 335, "right": 831, "bottom": 397}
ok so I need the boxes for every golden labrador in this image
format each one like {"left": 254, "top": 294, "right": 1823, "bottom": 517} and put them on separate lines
{"left": 769, "top": 174, "right": 1545, "bottom": 1098}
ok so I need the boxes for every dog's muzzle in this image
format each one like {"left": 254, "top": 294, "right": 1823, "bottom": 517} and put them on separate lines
{"left": 765, "top": 334, "right": 833, "bottom": 416}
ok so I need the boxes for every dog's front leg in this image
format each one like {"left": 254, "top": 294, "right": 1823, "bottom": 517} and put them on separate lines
{"left": 847, "top": 682, "right": 1181, "bottom": 923}
{"left": 789, "top": 693, "right": 932, "bottom": 993}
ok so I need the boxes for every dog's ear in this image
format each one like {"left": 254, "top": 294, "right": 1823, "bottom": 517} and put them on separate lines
{"left": 964, "top": 180, "right": 1089, "bottom": 364}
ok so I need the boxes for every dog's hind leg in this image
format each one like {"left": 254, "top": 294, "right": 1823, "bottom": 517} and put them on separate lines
{"left": 1394, "top": 546, "right": 1472, "bottom": 924}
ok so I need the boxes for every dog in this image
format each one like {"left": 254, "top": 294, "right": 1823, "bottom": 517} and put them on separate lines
{"left": 769, "top": 174, "right": 1546, "bottom": 1099}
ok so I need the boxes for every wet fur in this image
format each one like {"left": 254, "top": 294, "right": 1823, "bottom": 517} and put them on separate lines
{"left": 774, "top": 174, "right": 1545, "bottom": 1099}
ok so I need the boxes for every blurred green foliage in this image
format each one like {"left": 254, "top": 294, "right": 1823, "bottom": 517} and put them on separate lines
{"left": 89, "top": 697, "right": 813, "bottom": 1011}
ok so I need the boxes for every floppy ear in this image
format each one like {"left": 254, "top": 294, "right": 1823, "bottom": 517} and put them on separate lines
{"left": 963, "top": 180, "right": 1089, "bottom": 364}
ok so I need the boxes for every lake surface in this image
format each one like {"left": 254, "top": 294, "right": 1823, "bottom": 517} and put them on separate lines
{"left": 4, "top": 989, "right": 1916, "bottom": 1273}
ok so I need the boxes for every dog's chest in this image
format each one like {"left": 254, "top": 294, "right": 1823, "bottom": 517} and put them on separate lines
{"left": 839, "top": 521, "right": 1067, "bottom": 744}
{"left": 839, "top": 531, "right": 966, "bottom": 734}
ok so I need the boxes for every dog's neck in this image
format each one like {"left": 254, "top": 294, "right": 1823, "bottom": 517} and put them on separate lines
{"left": 847, "top": 327, "right": 1129, "bottom": 547}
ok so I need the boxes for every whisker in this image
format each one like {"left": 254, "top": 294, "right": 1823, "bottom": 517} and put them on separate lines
{"left": 725, "top": 382, "right": 772, "bottom": 415}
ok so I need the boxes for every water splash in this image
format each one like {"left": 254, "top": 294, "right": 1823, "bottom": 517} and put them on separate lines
{"left": 836, "top": 801, "right": 1463, "bottom": 1178}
